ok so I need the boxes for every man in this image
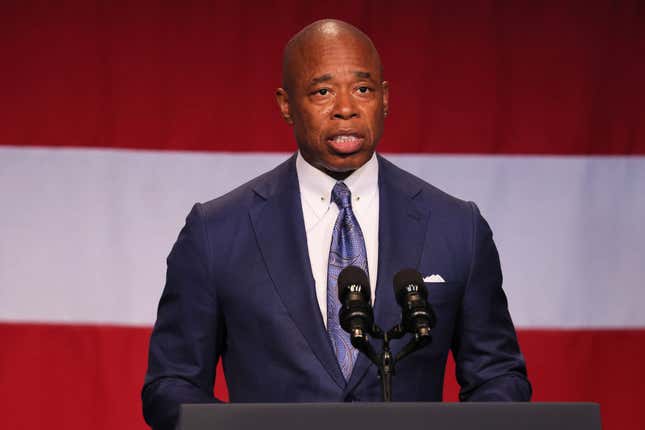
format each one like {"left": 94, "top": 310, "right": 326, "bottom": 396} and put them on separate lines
{"left": 142, "top": 19, "right": 531, "bottom": 430}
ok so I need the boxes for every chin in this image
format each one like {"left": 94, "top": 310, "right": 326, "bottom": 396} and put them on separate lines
{"left": 323, "top": 156, "right": 369, "bottom": 176}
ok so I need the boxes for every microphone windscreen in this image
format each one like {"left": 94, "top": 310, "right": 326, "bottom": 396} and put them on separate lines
{"left": 393, "top": 268, "right": 427, "bottom": 305}
{"left": 337, "top": 265, "right": 371, "bottom": 302}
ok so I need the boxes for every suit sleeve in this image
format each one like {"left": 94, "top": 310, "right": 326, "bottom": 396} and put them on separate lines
{"left": 452, "top": 202, "right": 532, "bottom": 401}
{"left": 142, "top": 203, "right": 225, "bottom": 430}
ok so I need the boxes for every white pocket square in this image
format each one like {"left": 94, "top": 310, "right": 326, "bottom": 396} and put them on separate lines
{"left": 423, "top": 274, "right": 445, "bottom": 283}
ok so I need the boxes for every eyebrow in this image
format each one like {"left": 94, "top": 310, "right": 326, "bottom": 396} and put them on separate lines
{"left": 354, "top": 71, "right": 371, "bottom": 79}
{"left": 310, "top": 74, "right": 332, "bottom": 85}
{"left": 309, "top": 71, "right": 374, "bottom": 86}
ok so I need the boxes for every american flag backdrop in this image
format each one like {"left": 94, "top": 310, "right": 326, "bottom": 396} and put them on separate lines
{"left": 1, "top": 1, "right": 644, "bottom": 429}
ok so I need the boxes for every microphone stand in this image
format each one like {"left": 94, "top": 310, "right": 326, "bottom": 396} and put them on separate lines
{"left": 350, "top": 324, "right": 432, "bottom": 402}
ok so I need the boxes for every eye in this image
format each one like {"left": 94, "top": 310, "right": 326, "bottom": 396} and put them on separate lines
{"left": 316, "top": 88, "right": 329, "bottom": 96}
{"left": 358, "top": 86, "right": 370, "bottom": 93}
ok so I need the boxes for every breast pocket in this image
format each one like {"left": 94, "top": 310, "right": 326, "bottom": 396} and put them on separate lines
{"left": 424, "top": 282, "right": 463, "bottom": 348}
{"left": 425, "top": 281, "right": 463, "bottom": 305}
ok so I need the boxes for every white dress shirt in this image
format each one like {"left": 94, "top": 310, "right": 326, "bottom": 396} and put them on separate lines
{"left": 296, "top": 151, "right": 379, "bottom": 327}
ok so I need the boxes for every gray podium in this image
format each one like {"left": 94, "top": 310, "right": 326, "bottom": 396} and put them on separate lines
{"left": 180, "top": 402, "right": 601, "bottom": 430}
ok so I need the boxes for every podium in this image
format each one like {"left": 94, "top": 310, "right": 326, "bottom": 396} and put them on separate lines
{"left": 180, "top": 402, "right": 601, "bottom": 430}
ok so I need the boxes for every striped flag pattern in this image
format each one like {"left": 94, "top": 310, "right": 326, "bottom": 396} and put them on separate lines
{"left": 1, "top": 2, "right": 644, "bottom": 430}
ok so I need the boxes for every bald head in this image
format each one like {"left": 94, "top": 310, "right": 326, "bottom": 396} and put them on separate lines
{"left": 275, "top": 19, "right": 389, "bottom": 179}
{"left": 282, "top": 19, "right": 383, "bottom": 92}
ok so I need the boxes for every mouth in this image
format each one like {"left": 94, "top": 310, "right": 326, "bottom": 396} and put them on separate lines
{"left": 327, "top": 132, "right": 365, "bottom": 154}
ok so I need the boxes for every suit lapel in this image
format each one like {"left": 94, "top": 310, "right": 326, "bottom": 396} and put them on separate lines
{"left": 249, "top": 156, "right": 346, "bottom": 390}
{"left": 346, "top": 155, "right": 431, "bottom": 394}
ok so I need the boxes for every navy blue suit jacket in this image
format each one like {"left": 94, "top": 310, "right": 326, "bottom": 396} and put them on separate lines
{"left": 142, "top": 154, "right": 530, "bottom": 430}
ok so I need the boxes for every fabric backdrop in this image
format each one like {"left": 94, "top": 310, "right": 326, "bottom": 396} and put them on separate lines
{"left": 1, "top": 1, "right": 644, "bottom": 430}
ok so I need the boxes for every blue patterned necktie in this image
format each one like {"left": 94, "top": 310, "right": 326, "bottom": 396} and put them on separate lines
{"left": 327, "top": 181, "right": 369, "bottom": 381}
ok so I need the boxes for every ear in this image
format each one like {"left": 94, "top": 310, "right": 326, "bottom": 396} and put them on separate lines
{"left": 381, "top": 81, "right": 390, "bottom": 117}
{"left": 275, "top": 88, "right": 294, "bottom": 125}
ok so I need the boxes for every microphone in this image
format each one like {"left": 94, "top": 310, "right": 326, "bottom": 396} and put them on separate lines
{"left": 393, "top": 269, "right": 436, "bottom": 341}
{"left": 337, "top": 265, "right": 374, "bottom": 348}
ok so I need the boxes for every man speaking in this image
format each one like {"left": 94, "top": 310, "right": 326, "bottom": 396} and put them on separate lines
{"left": 142, "top": 19, "right": 531, "bottom": 430}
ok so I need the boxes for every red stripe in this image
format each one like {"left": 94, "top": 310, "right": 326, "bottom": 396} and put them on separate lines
{"left": 444, "top": 329, "right": 645, "bottom": 430}
{"left": 1, "top": 323, "right": 643, "bottom": 430}
{"left": 0, "top": 323, "right": 228, "bottom": 430}
{"left": 1, "top": 2, "right": 643, "bottom": 154}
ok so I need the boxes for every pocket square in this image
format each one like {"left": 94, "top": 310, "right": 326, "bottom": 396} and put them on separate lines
{"left": 423, "top": 274, "right": 445, "bottom": 283}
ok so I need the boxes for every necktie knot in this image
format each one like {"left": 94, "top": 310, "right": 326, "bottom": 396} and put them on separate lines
{"left": 331, "top": 182, "right": 352, "bottom": 209}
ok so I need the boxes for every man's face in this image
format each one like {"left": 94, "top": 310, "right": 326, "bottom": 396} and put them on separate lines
{"left": 277, "top": 35, "right": 389, "bottom": 178}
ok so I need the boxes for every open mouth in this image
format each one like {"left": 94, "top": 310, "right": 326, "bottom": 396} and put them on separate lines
{"left": 327, "top": 133, "right": 365, "bottom": 154}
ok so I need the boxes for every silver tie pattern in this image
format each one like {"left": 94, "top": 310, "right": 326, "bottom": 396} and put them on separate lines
{"left": 326, "top": 181, "right": 369, "bottom": 381}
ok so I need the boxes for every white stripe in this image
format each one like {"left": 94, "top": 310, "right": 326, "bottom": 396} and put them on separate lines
{"left": 1, "top": 147, "right": 644, "bottom": 327}
{"left": 394, "top": 155, "right": 645, "bottom": 328}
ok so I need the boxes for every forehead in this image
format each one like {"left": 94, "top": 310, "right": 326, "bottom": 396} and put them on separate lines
{"left": 292, "top": 35, "right": 380, "bottom": 84}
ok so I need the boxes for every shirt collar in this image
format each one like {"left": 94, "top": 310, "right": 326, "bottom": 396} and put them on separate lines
{"left": 296, "top": 151, "right": 379, "bottom": 219}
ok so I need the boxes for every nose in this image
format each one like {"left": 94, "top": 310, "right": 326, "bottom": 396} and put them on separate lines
{"left": 332, "top": 91, "right": 358, "bottom": 120}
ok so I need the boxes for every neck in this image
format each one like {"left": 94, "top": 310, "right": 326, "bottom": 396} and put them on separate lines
{"left": 324, "top": 168, "right": 354, "bottom": 181}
